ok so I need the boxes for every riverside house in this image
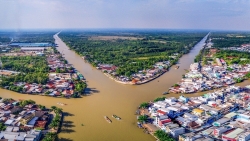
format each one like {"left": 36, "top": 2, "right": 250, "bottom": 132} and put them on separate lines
{"left": 0, "top": 98, "right": 57, "bottom": 141}
{"left": 144, "top": 85, "right": 250, "bottom": 140}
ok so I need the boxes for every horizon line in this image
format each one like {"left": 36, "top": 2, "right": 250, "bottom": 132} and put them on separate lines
{"left": 0, "top": 28, "right": 250, "bottom": 32}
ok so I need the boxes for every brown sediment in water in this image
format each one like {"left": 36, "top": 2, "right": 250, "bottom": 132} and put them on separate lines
{"left": 0, "top": 33, "right": 249, "bottom": 141}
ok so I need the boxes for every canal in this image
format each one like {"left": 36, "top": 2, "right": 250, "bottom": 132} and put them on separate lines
{"left": 0, "top": 33, "right": 249, "bottom": 141}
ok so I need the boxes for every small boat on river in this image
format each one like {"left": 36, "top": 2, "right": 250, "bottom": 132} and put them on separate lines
{"left": 175, "top": 66, "right": 179, "bottom": 69}
{"left": 112, "top": 115, "right": 121, "bottom": 120}
{"left": 104, "top": 116, "right": 112, "bottom": 123}
{"left": 57, "top": 102, "right": 67, "bottom": 106}
{"left": 162, "top": 92, "right": 169, "bottom": 95}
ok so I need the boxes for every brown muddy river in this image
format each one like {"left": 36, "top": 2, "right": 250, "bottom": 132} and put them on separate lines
{"left": 0, "top": 33, "right": 249, "bottom": 141}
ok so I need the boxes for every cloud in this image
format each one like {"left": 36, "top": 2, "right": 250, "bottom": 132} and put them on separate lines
{"left": 0, "top": 0, "right": 250, "bottom": 30}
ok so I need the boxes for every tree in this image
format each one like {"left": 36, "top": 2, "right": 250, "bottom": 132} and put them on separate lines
{"left": 51, "top": 106, "right": 57, "bottom": 112}
{"left": 0, "top": 123, "right": 6, "bottom": 131}
{"left": 55, "top": 108, "right": 62, "bottom": 114}
{"left": 173, "top": 84, "right": 179, "bottom": 87}
{"left": 38, "top": 104, "right": 46, "bottom": 110}
{"left": 139, "top": 102, "right": 149, "bottom": 109}
{"left": 154, "top": 97, "right": 165, "bottom": 102}
{"left": 138, "top": 115, "right": 148, "bottom": 123}
{"left": 245, "top": 72, "right": 250, "bottom": 79}
{"left": 42, "top": 132, "right": 57, "bottom": 141}
{"left": 49, "top": 121, "right": 59, "bottom": 129}
{"left": 75, "top": 81, "right": 87, "bottom": 94}
{"left": 154, "top": 130, "right": 175, "bottom": 141}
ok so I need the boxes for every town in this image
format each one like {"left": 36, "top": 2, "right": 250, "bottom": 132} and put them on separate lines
{"left": 169, "top": 44, "right": 250, "bottom": 94}
{"left": 87, "top": 54, "right": 179, "bottom": 85}
{"left": 0, "top": 98, "right": 62, "bottom": 140}
{"left": 0, "top": 42, "right": 86, "bottom": 98}
{"left": 137, "top": 84, "right": 250, "bottom": 141}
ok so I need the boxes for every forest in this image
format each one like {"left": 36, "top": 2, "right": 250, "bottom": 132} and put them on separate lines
{"left": 211, "top": 32, "right": 250, "bottom": 48}
{"left": 0, "top": 56, "right": 49, "bottom": 89}
{"left": 59, "top": 30, "right": 207, "bottom": 76}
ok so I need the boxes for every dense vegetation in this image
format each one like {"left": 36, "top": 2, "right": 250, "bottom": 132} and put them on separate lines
{"left": 0, "top": 32, "right": 11, "bottom": 43}
{"left": 215, "top": 50, "right": 250, "bottom": 65}
{"left": 196, "top": 48, "right": 250, "bottom": 66}
{"left": 211, "top": 32, "right": 250, "bottom": 48}
{"left": 154, "top": 97, "right": 166, "bottom": 102}
{"left": 1, "top": 56, "right": 49, "bottom": 73}
{"left": 154, "top": 130, "right": 175, "bottom": 141}
{"left": 42, "top": 132, "right": 57, "bottom": 141}
{"left": 0, "top": 56, "right": 49, "bottom": 90}
{"left": 59, "top": 30, "right": 207, "bottom": 76}
{"left": 139, "top": 102, "right": 150, "bottom": 109}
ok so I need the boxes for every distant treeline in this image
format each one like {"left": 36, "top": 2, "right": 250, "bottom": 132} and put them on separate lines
{"left": 211, "top": 32, "right": 250, "bottom": 48}
{"left": 0, "top": 32, "right": 56, "bottom": 44}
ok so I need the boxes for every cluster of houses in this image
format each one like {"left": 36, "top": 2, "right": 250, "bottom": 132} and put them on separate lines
{"left": 131, "top": 61, "right": 170, "bottom": 84}
{"left": 47, "top": 54, "right": 74, "bottom": 73}
{"left": 2, "top": 43, "right": 86, "bottom": 97}
{"left": 46, "top": 53, "right": 85, "bottom": 97}
{"left": 169, "top": 62, "right": 250, "bottom": 94}
{"left": 97, "top": 61, "right": 170, "bottom": 84}
{"left": 222, "top": 44, "right": 250, "bottom": 53}
{"left": 143, "top": 85, "right": 250, "bottom": 141}
{"left": 11, "top": 70, "right": 84, "bottom": 98}
{"left": 0, "top": 98, "right": 55, "bottom": 141}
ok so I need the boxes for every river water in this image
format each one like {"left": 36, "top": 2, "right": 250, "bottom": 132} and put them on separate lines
{"left": 0, "top": 33, "right": 249, "bottom": 141}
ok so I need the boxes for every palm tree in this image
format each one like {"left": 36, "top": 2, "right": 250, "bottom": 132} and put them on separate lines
{"left": 55, "top": 108, "right": 62, "bottom": 114}
{"left": 49, "top": 121, "right": 58, "bottom": 129}
{"left": 51, "top": 106, "right": 57, "bottom": 112}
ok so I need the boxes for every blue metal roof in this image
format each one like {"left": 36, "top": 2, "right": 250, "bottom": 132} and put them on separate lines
{"left": 9, "top": 42, "right": 52, "bottom": 47}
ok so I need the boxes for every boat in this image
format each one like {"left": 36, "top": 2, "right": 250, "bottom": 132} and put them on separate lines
{"left": 137, "top": 122, "right": 143, "bottom": 128}
{"left": 112, "top": 114, "right": 121, "bottom": 120}
{"left": 104, "top": 116, "right": 112, "bottom": 123}
{"left": 175, "top": 66, "right": 179, "bottom": 69}
{"left": 57, "top": 102, "right": 67, "bottom": 106}
{"left": 162, "top": 91, "right": 169, "bottom": 95}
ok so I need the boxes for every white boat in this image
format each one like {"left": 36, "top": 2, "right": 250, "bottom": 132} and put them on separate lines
{"left": 57, "top": 102, "right": 66, "bottom": 106}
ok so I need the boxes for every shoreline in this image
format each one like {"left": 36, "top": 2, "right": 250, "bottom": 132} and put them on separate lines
{"left": 137, "top": 84, "right": 250, "bottom": 141}
{"left": 103, "top": 70, "right": 169, "bottom": 85}
{"left": 82, "top": 56, "right": 173, "bottom": 85}
{"left": 74, "top": 34, "right": 209, "bottom": 86}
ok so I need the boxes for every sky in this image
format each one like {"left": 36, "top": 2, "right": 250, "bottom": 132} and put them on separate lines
{"left": 0, "top": 0, "right": 250, "bottom": 31}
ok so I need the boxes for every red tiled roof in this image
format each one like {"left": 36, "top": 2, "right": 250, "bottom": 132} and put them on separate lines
{"left": 35, "top": 121, "right": 47, "bottom": 128}
{"left": 157, "top": 110, "right": 166, "bottom": 115}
